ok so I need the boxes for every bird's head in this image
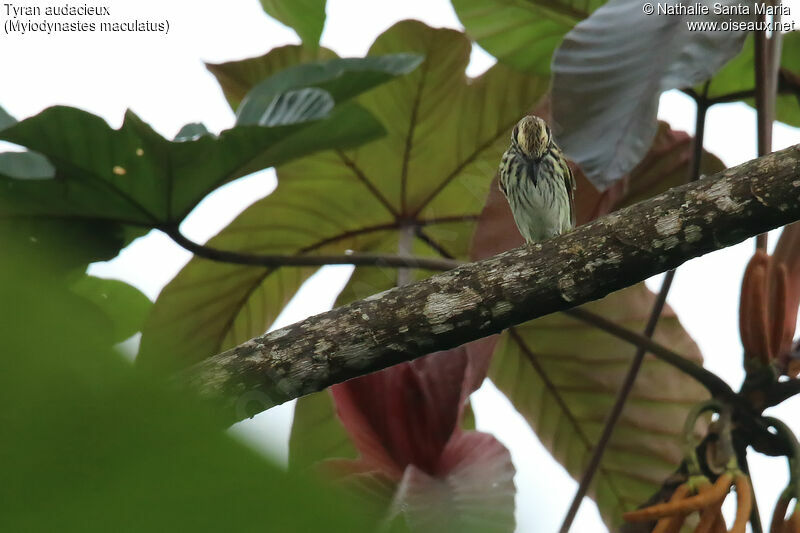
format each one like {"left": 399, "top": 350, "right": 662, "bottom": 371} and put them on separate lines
{"left": 512, "top": 115, "right": 551, "bottom": 161}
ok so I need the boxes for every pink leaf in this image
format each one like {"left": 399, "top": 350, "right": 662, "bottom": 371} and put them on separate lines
{"left": 332, "top": 348, "right": 471, "bottom": 475}
{"left": 387, "top": 432, "right": 516, "bottom": 533}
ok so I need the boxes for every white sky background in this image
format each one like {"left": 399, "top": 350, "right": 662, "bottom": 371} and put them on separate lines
{"left": 3, "top": 0, "right": 800, "bottom": 531}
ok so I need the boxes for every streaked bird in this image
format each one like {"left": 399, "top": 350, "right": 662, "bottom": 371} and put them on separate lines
{"left": 498, "top": 115, "right": 576, "bottom": 243}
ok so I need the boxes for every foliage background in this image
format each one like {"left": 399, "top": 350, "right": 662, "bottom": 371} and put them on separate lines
{"left": 3, "top": 0, "right": 800, "bottom": 530}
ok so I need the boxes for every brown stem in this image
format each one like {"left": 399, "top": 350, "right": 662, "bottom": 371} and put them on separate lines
{"left": 564, "top": 308, "right": 735, "bottom": 401}
{"left": 755, "top": 23, "right": 772, "bottom": 157}
{"left": 163, "top": 226, "right": 462, "bottom": 271}
{"left": 765, "top": 378, "right": 800, "bottom": 407}
{"left": 754, "top": 19, "right": 775, "bottom": 252}
{"left": 690, "top": 96, "right": 709, "bottom": 179}
{"left": 682, "top": 72, "right": 799, "bottom": 108}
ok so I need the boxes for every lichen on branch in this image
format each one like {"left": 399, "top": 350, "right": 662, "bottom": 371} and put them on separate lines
{"left": 179, "top": 145, "right": 800, "bottom": 424}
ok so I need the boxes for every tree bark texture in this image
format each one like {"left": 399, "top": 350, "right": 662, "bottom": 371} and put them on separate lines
{"left": 180, "top": 145, "right": 800, "bottom": 423}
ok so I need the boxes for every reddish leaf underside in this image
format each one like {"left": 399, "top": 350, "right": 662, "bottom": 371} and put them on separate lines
{"left": 331, "top": 349, "right": 469, "bottom": 477}
{"left": 329, "top": 346, "right": 515, "bottom": 531}
{"left": 386, "top": 432, "right": 516, "bottom": 533}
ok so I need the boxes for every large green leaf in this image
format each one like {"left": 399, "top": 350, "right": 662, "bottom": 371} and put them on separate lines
{"left": 236, "top": 54, "right": 424, "bottom": 125}
{"left": 0, "top": 108, "right": 135, "bottom": 275}
{"left": 452, "top": 0, "right": 605, "bottom": 74}
{"left": 207, "top": 45, "right": 337, "bottom": 110}
{"left": 139, "top": 20, "right": 549, "bottom": 370}
{"left": 259, "top": 0, "right": 326, "bottom": 47}
{"left": 243, "top": 87, "right": 336, "bottom": 126}
{"left": 0, "top": 105, "right": 15, "bottom": 130}
{"left": 0, "top": 150, "right": 54, "bottom": 180}
{"left": 290, "top": 389, "right": 359, "bottom": 471}
{"left": 332, "top": 21, "right": 548, "bottom": 221}
{"left": 696, "top": 32, "right": 800, "bottom": 128}
{"left": 551, "top": 0, "right": 749, "bottom": 188}
{"left": 0, "top": 249, "right": 375, "bottom": 533}
{"left": 0, "top": 218, "right": 124, "bottom": 279}
{"left": 70, "top": 276, "right": 152, "bottom": 343}
{"left": 0, "top": 104, "right": 382, "bottom": 227}
{"left": 0, "top": 105, "right": 120, "bottom": 269}
{"left": 0, "top": 105, "right": 55, "bottom": 180}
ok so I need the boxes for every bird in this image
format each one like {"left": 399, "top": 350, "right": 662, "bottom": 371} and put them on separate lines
{"left": 498, "top": 115, "right": 576, "bottom": 243}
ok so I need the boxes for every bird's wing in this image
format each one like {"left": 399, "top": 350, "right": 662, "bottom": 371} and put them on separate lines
{"left": 498, "top": 148, "right": 513, "bottom": 196}
{"left": 557, "top": 151, "right": 577, "bottom": 228}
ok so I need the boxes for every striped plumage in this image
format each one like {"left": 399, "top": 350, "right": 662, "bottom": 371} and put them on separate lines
{"left": 498, "top": 115, "right": 576, "bottom": 243}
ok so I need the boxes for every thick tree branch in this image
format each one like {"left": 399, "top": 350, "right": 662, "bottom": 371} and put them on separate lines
{"left": 179, "top": 145, "right": 800, "bottom": 423}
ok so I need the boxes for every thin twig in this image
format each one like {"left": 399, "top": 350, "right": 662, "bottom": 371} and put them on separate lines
{"left": 690, "top": 92, "right": 709, "bottom": 180}
{"left": 754, "top": 19, "right": 773, "bottom": 252}
{"left": 681, "top": 88, "right": 756, "bottom": 105}
{"left": 162, "top": 226, "right": 462, "bottom": 271}
{"left": 755, "top": 22, "right": 770, "bottom": 156}
{"left": 681, "top": 77, "right": 800, "bottom": 107}
{"left": 710, "top": 89, "right": 757, "bottom": 104}
{"left": 768, "top": 20, "right": 785, "bottom": 120}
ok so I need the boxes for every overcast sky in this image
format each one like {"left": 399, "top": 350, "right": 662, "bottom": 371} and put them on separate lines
{"left": 3, "top": 1, "right": 800, "bottom": 531}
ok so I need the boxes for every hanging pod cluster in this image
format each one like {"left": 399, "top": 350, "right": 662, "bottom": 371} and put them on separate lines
{"left": 739, "top": 226, "right": 800, "bottom": 376}
{"left": 623, "top": 401, "right": 752, "bottom": 532}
